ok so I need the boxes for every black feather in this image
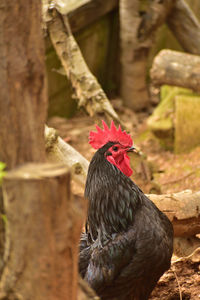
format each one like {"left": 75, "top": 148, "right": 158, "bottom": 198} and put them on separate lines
{"left": 79, "top": 142, "right": 173, "bottom": 300}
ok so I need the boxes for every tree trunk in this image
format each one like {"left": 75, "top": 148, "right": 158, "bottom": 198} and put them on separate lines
{"left": 0, "top": 163, "right": 85, "bottom": 300}
{"left": 119, "top": 0, "right": 173, "bottom": 110}
{"left": 150, "top": 49, "right": 200, "bottom": 92}
{"left": 119, "top": 0, "right": 148, "bottom": 111}
{"left": 0, "top": 0, "right": 47, "bottom": 280}
{"left": 0, "top": 0, "right": 47, "bottom": 169}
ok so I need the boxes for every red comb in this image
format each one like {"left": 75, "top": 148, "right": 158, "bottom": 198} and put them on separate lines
{"left": 89, "top": 120, "right": 133, "bottom": 149}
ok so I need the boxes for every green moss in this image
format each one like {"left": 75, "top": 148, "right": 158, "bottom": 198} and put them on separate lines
{"left": 147, "top": 86, "right": 199, "bottom": 150}
{"left": 160, "top": 85, "right": 198, "bottom": 101}
{"left": 1, "top": 214, "right": 7, "bottom": 225}
{"left": 0, "top": 162, "right": 6, "bottom": 184}
{"left": 175, "top": 95, "right": 200, "bottom": 153}
{"left": 147, "top": 88, "right": 175, "bottom": 142}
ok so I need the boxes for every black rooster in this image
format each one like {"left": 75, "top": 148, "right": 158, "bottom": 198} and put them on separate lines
{"left": 79, "top": 121, "right": 173, "bottom": 300}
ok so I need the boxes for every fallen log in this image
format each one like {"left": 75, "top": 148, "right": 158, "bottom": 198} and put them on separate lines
{"left": 148, "top": 190, "right": 200, "bottom": 237}
{"left": 150, "top": 49, "right": 200, "bottom": 93}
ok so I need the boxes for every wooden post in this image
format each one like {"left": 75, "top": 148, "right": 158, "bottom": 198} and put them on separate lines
{"left": 0, "top": 163, "right": 85, "bottom": 300}
{"left": 0, "top": 0, "right": 47, "bottom": 169}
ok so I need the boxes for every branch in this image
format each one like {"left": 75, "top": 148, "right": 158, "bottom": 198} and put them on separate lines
{"left": 138, "top": 0, "right": 174, "bottom": 42}
{"left": 167, "top": 0, "right": 200, "bottom": 54}
{"left": 47, "top": 10, "right": 121, "bottom": 125}
{"left": 45, "top": 125, "right": 89, "bottom": 188}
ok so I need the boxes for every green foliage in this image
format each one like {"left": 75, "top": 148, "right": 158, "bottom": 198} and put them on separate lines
{"left": 0, "top": 163, "right": 6, "bottom": 224}
{"left": 0, "top": 162, "right": 6, "bottom": 185}
{"left": 1, "top": 214, "right": 7, "bottom": 224}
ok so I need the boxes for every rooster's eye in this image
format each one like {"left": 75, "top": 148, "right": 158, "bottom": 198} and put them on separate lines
{"left": 113, "top": 146, "right": 118, "bottom": 152}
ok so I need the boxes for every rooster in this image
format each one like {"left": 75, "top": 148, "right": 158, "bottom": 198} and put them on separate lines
{"left": 79, "top": 121, "right": 173, "bottom": 300}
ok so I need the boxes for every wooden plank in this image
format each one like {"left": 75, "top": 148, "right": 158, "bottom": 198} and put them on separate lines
{"left": 68, "top": 0, "right": 119, "bottom": 33}
{"left": 59, "top": 0, "right": 91, "bottom": 15}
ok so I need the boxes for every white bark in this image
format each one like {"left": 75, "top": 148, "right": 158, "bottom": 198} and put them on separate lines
{"left": 48, "top": 11, "right": 121, "bottom": 124}
{"left": 45, "top": 126, "right": 89, "bottom": 188}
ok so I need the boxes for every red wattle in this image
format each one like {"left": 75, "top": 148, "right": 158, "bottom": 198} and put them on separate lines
{"left": 107, "top": 153, "right": 133, "bottom": 177}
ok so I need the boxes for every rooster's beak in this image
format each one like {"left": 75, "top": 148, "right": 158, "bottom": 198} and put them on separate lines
{"left": 127, "top": 146, "right": 139, "bottom": 154}
{"left": 127, "top": 146, "right": 135, "bottom": 152}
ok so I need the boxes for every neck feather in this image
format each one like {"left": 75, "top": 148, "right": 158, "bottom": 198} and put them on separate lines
{"left": 85, "top": 152, "right": 138, "bottom": 243}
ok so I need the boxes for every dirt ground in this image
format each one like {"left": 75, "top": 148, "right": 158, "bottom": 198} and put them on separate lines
{"left": 48, "top": 99, "right": 200, "bottom": 299}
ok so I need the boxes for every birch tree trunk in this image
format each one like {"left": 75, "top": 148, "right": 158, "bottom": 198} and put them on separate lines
{"left": 119, "top": 0, "right": 173, "bottom": 110}
{"left": 119, "top": 0, "right": 149, "bottom": 111}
